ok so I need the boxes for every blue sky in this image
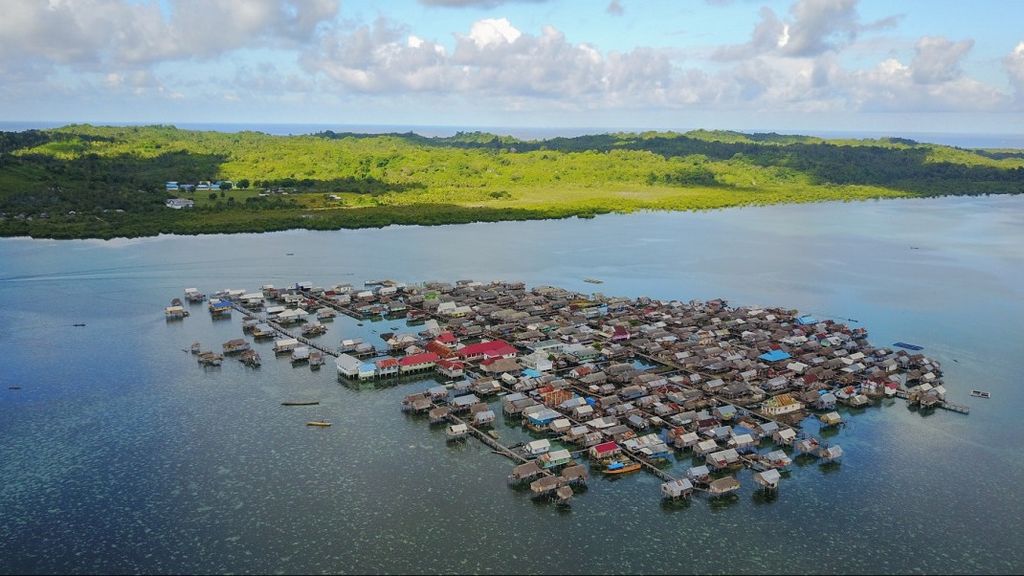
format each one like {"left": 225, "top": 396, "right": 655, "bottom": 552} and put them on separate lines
{"left": 1, "top": 0, "right": 1023, "bottom": 134}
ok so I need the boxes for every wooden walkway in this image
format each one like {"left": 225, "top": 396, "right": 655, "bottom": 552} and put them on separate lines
{"left": 226, "top": 300, "right": 339, "bottom": 358}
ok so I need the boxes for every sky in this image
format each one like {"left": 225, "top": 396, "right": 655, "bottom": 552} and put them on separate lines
{"left": 1, "top": 0, "right": 1023, "bottom": 135}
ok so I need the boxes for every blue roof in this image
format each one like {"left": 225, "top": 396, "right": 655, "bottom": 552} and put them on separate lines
{"left": 522, "top": 368, "right": 541, "bottom": 378}
{"left": 796, "top": 315, "right": 818, "bottom": 325}
{"left": 759, "top": 350, "right": 791, "bottom": 362}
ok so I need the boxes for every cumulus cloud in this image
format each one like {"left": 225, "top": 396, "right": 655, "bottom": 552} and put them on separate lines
{"left": 299, "top": 13, "right": 1015, "bottom": 115}
{"left": 834, "top": 38, "right": 1005, "bottom": 112}
{"left": 714, "top": 0, "right": 900, "bottom": 60}
{"left": 910, "top": 36, "right": 973, "bottom": 84}
{"left": 0, "top": 0, "right": 1015, "bottom": 119}
{"left": 0, "top": 0, "right": 339, "bottom": 69}
{"left": 303, "top": 17, "right": 685, "bottom": 107}
{"left": 1003, "top": 42, "right": 1024, "bottom": 99}
{"left": 418, "top": 0, "right": 549, "bottom": 7}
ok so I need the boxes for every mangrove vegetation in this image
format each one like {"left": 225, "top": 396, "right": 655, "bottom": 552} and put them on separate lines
{"left": 1, "top": 125, "right": 1021, "bottom": 239}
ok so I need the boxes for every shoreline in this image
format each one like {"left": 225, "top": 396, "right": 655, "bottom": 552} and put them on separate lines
{"left": 4, "top": 191, "right": 1017, "bottom": 242}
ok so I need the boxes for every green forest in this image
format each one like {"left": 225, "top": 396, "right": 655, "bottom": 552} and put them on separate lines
{"left": 1, "top": 124, "right": 1021, "bottom": 239}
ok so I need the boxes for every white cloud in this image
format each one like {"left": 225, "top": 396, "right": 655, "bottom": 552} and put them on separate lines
{"left": 910, "top": 36, "right": 973, "bottom": 84}
{"left": 304, "top": 18, "right": 680, "bottom": 106}
{"left": 714, "top": 0, "right": 900, "bottom": 60}
{"left": 0, "top": 0, "right": 339, "bottom": 69}
{"left": 467, "top": 18, "right": 522, "bottom": 48}
{"left": 1003, "top": 41, "right": 1024, "bottom": 100}
{"left": 0, "top": 0, "right": 1016, "bottom": 121}
{"left": 418, "top": 0, "right": 549, "bottom": 7}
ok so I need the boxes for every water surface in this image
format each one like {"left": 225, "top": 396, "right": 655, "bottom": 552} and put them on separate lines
{"left": 2, "top": 195, "right": 1022, "bottom": 574}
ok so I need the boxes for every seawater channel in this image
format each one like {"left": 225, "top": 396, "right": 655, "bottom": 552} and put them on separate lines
{"left": 2, "top": 195, "right": 1022, "bottom": 573}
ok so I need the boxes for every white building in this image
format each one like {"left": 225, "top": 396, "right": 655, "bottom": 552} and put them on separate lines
{"left": 165, "top": 198, "right": 194, "bottom": 209}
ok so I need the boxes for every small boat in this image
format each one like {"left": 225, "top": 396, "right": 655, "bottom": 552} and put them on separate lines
{"left": 281, "top": 401, "right": 320, "bottom": 406}
{"left": 603, "top": 460, "right": 641, "bottom": 475}
{"left": 584, "top": 278, "right": 603, "bottom": 284}
{"left": 306, "top": 420, "right": 331, "bottom": 427}
{"left": 8, "top": 386, "right": 21, "bottom": 390}
{"left": 893, "top": 342, "right": 924, "bottom": 351}
{"left": 970, "top": 390, "right": 991, "bottom": 399}
{"left": 72, "top": 323, "right": 86, "bottom": 327}
{"left": 487, "top": 430, "right": 500, "bottom": 440}
{"left": 286, "top": 252, "right": 295, "bottom": 256}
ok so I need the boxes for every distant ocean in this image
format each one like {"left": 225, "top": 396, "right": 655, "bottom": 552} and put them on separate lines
{"left": 2, "top": 120, "right": 1022, "bottom": 150}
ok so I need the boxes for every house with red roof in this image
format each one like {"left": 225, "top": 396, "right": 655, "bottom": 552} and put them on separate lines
{"left": 426, "top": 340, "right": 455, "bottom": 358}
{"left": 375, "top": 358, "right": 400, "bottom": 377}
{"left": 399, "top": 352, "right": 440, "bottom": 374}
{"left": 436, "top": 359, "right": 465, "bottom": 378}
{"left": 456, "top": 339, "right": 518, "bottom": 361}
{"left": 588, "top": 441, "right": 621, "bottom": 460}
{"left": 436, "top": 331, "right": 458, "bottom": 346}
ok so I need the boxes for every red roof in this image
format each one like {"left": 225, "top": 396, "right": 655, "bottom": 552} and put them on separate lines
{"left": 592, "top": 441, "right": 619, "bottom": 454}
{"left": 456, "top": 339, "right": 516, "bottom": 359}
{"left": 376, "top": 358, "right": 400, "bottom": 368}
{"left": 437, "top": 331, "right": 457, "bottom": 344}
{"left": 436, "top": 359, "right": 465, "bottom": 370}
{"left": 426, "top": 341, "right": 454, "bottom": 358}
{"left": 482, "top": 346, "right": 517, "bottom": 359}
{"left": 399, "top": 352, "right": 440, "bottom": 366}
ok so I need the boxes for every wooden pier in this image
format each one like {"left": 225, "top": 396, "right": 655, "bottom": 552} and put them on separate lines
{"left": 225, "top": 300, "right": 339, "bottom": 359}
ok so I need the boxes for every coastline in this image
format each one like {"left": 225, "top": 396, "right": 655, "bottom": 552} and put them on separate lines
{"left": 0, "top": 189, "right": 949, "bottom": 241}
{"left": 5, "top": 190, "right": 1020, "bottom": 241}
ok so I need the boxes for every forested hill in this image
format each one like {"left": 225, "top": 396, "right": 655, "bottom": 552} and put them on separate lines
{"left": 1, "top": 125, "right": 1021, "bottom": 239}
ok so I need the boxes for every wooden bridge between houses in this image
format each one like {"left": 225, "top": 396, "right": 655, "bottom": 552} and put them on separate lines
{"left": 225, "top": 300, "right": 340, "bottom": 359}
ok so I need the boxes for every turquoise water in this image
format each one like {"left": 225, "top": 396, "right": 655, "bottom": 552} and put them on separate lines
{"left": 1, "top": 195, "right": 1022, "bottom": 573}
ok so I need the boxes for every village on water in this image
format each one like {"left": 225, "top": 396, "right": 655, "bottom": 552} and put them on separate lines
{"left": 166, "top": 277, "right": 966, "bottom": 506}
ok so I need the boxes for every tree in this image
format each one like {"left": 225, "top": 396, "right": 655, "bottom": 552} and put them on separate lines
{"left": 208, "top": 192, "right": 217, "bottom": 201}
{"left": 237, "top": 179, "right": 250, "bottom": 189}
{"left": 219, "top": 182, "right": 233, "bottom": 191}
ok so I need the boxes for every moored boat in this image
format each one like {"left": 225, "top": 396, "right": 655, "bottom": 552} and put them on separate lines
{"left": 603, "top": 459, "right": 641, "bottom": 475}
{"left": 306, "top": 420, "right": 331, "bottom": 427}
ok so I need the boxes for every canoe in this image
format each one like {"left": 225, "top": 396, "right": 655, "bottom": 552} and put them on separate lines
{"left": 306, "top": 420, "right": 331, "bottom": 427}
{"left": 893, "top": 342, "right": 924, "bottom": 351}
{"left": 281, "top": 401, "right": 320, "bottom": 406}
